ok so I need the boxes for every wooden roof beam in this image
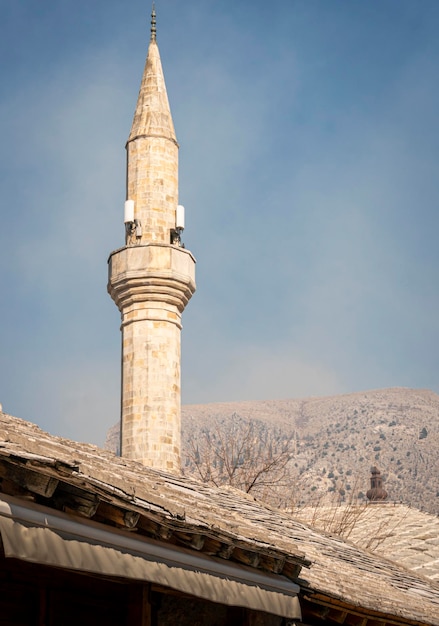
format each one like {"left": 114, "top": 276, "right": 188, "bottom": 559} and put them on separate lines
{"left": 345, "top": 615, "right": 368, "bottom": 626}
{"left": 0, "top": 477, "right": 36, "bottom": 501}
{"left": 327, "top": 608, "right": 349, "bottom": 624}
{"left": 173, "top": 531, "right": 205, "bottom": 551}
{"left": 282, "top": 560, "right": 302, "bottom": 580}
{"left": 217, "top": 543, "right": 235, "bottom": 559}
{"left": 137, "top": 516, "right": 174, "bottom": 541}
{"left": 0, "top": 462, "right": 58, "bottom": 498}
{"left": 258, "top": 553, "right": 286, "bottom": 575}
{"left": 233, "top": 547, "right": 260, "bottom": 568}
{"left": 94, "top": 501, "right": 140, "bottom": 530}
{"left": 50, "top": 483, "right": 99, "bottom": 518}
{"left": 303, "top": 595, "right": 402, "bottom": 626}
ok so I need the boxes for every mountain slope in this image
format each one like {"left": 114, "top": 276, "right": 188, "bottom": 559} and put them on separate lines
{"left": 106, "top": 387, "right": 439, "bottom": 514}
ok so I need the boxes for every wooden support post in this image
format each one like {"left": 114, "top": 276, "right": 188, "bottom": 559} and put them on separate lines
{"left": 38, "top": 585, "right": 47, "bottom": 626}
{"left": 128, "top": 584, "right": 152, "bottom": 626}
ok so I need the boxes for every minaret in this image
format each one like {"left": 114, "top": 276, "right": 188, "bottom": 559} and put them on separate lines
{"left": 366, "top": 467, "right": 388, "bottom": 502}
{"left": 108, "top": 8, "right": 196, "bottom": 473}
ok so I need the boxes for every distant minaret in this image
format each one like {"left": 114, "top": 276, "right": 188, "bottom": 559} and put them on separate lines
{"left": 108, "top": 7, "right": 196, "bottom": 472}
{"left": 366, "top": 466, "right": 388, "bottom": 502}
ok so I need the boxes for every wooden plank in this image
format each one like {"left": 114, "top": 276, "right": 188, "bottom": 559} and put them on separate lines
{"left": 233, "top": 547, "right": 260, "bottom": 568}
{"left": 0, "top": 463, "right": 58, "bottom": 497}
{"left": 258, "top": 553, "right": 286, "bottom": 575}
{"left": 51, "top": 483, "right": 99, "bottom": 518}
{"left": 281, "top": 561, "right": 301, "bottom": 579}
{"left": 345, "top": 615, "right": 368, "bottom": 626}
{"left": 200, "top": 536, "right": 223, "bottom": 555}
{"left": 174, "top": 531, "right": 205, "bottom": 550}
{"left": 217, "top": 543, "right": 235, "bottom": 559}
{"left": 328, "top": 608, "right": 349, "bottom": 624}
{"left": 0, "top": 477, "right": 36, "bottom": 500}
{"left": 137, "top": 516, "right": 173, "bottom": 540}
{"left": 94, "top": 501, "right": 140, "bottom": 529}
{"left": 303, "top": 594, "right": 404, "bottom": 626}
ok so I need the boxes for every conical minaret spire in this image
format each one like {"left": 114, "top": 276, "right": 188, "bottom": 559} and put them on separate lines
{"left": 128, "top": 6, "right": 175, "bottom": 146}
{"left": 126, "top": 6, "right": 178, "bottom": 245}
{"left": 108, "top": 10, "right": 196, "bottom": 473}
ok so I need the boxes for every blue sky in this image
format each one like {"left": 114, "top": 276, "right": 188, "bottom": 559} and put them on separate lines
{"left": 1, "top": 1, "right": 438, "bottom": 445}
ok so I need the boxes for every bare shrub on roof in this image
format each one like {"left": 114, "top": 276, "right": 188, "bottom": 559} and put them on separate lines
{"left": 183, "top": 414, "right": 298, "bottom": 508}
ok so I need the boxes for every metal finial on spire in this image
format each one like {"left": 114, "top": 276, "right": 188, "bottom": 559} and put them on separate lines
{"left": 150, "top": 3, "right": 156, "bottom": 41}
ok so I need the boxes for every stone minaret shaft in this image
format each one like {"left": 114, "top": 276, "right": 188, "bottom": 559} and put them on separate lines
{"left": 108, "top": 11, "right": 196, "bottom": 472}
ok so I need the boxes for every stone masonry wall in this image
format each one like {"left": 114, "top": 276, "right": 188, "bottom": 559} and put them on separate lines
{"left": 108, "top": 244, "right": 195, "bottom": 472}
{"left": 126, "top": 136, "right": 178, "bottom": 244}
{"left": 121, "top": 308, "right": 181, "bottom": 471}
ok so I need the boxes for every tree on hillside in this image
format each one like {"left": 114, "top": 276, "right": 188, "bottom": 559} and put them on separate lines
{"left": 183, "top": 414, "right": 297, "bottom": 507}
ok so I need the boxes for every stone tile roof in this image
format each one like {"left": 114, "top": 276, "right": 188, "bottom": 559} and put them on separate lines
{"left": 295, "top": 503, "right": 439, "bottom": 583}
{"left": 1, "top": 411, "right": 439, "bottom": 625}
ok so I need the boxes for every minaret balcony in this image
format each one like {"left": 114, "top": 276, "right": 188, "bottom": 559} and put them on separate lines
{"left": 107, "top": 243, "right": 196, "bottom": 315}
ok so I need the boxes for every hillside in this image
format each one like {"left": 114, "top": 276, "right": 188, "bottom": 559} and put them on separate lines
{"left": 105, "top": 387, "right": 439, "bottom": 515}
